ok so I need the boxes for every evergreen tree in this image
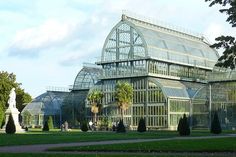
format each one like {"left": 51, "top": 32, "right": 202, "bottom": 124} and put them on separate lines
{"left": 5, "top": 114, "right": 16, "bottom": 134}
{"left": 178, "top": 114, "right": 190, "bottom": 136}
{"left": 48, "top": 116, "right": 54, "bottom": 130}
{"left": 211, "top": 112, "right": 222, "bottom": 134}
{"left": 137, "top": 118, "right": 146, "bottom": 132}
{"left": 80, "top": 121, "right": 88, "bottom": 132}
{"left": 42, "top": 120, "right": 49, "bottom": 131}
{"left": 116, "top": 119, "right": 126, "bottom": 133}
{"left": 177, "top": 117, "right": 183, "bottom": 133}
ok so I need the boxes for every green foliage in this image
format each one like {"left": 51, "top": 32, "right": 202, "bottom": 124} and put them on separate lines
{"left": 16, "top": 88, "right": 32, "bottom": 112}
{"left": 205, "top": 0, "right": 236, "bottom": 69}
{"left": 211, "top": 112, "right": 222, "bottom": 134}
{"left": 0, "top": 105, "right": 4, "bottom": 128}
{"left": 87, "top": 89, "right": 103, "bottom": 113}
{"left": 80, "top": 121, "right": 88, "bottom": 132}
{"left": 48, "top": 116, "right": 54, "bottom": 129}
{"left": 0, "top": 71, "right": 32, "bottom": 126}
{"left": 116, "top": 119, "right": 126, "bottom": 133}
{"left": 177, "top": 114, "right": 190, "bottom": 136}
{"left": 137, "top": 118, "right": 146, "bottom": 132}
{"left": 5, "top": 114, "right": 16, "bottom": 134}
{"left": 42, "top": 121, "right": 49, "bottom": 131}
{"left": 115, "top": 81, "right": 133, "bottom": 120}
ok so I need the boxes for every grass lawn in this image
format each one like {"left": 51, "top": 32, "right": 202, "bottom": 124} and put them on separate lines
{"left": 0, "top": 153, "right": 209, "bottom": 157}
{"left": 0, "top": 129, "right": 176, "bottom": 146}
{"left": 0, "top": 129, "right": 235, "bottom": 146}
{"left": 50, "top": 137, "right": 236, "bottom": 153}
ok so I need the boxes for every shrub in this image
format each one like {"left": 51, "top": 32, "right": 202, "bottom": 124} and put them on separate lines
{"left": 137, "top": 117, "right": 146, "bottom": 132}
{"left": 42, "top": 121, "right": 49, "bottom": 131}
{"left": 178, "top": 114, "right": 190, "bottom": 136}
{"left": 81, "top": 121, "right": 88, "bottom": 132}
{"left": 48, "top": 116, "right": 54, "bottom": 129}
{"left": 211, "top": 112, "right": 222, "bottom": 134}
{"left": 5, "top": 114, "right": 16, "bottom": 134}
{"left": 116, "top": 119, "right": 126, "bottom": 133}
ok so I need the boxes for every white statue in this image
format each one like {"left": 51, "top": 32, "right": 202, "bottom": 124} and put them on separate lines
{"left": 8, "top": 88, "right": 16, "bottom": 109}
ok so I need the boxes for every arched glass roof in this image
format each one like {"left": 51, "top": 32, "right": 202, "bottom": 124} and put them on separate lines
{"left": 73, "top": 65, "right": 102, "bottom": 91}
{"left": 101, "top": 14, "right": 219, "bottom": 69}
{"left": 21, "top": 91, "right": 68, "bottom": 116}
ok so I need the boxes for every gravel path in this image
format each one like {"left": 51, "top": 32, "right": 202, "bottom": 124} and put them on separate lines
{"left": 0, "top": 134, "right": 235, "bottom": 156}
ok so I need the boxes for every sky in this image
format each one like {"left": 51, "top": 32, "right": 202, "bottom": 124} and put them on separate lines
{"left": 0, "top": 0, "right": 235, "bottom": 98}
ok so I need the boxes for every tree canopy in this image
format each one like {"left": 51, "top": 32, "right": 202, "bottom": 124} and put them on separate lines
{"left": 87, "top": 89, "right": 103, "bottom": 122}
{"left": 114, "top": 81, "right": 133, "bottom": 120}
{"left": 205, "top": 0, "right": 236, "bottom": 69}
{"left": 0, "top": 71, "right": 32, "bottom": 126}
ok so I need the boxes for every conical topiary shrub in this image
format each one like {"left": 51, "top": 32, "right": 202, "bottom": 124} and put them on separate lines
{"left": 116, "top": 119, "right": 126, "bottom": 133}
{"left": 42, "top": 120, "right": 49, "bottom": 131}
{"left": 48, "top": 116, "right": 54, "bottom": 130}
{"left": 211, "top": 112, "right": 222, "bottom": 134}
{"left": 178, "top": 114, "right": 190, "bottom": 136}
{"left": 5, "top": 114, "right": 16, "bottom": 134}
{"left": 177, "top": 117, "right": 183, "bottom": 133}
{"left": 137, "top": 118, "right": 146, "bottom": 132}
{"left": 81, "top": 121, "right": 88, "bottom": 132}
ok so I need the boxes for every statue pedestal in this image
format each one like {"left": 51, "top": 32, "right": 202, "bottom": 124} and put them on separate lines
{"left": 2, "top": 107, "right": 25, "bottom": 133}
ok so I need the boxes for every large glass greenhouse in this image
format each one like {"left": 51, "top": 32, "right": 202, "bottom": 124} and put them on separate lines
{"left": 91, "top": 13, "right": 220, "bottom": 130}
{"left": 22, "top": 13, "right": 236, "bottom": 130}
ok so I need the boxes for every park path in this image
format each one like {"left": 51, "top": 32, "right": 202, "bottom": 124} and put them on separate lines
{"left": 0, "top": 134, "right": 236, "bottom": 156}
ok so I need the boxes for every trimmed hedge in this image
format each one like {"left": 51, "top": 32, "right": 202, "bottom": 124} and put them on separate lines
{"left": 211, "top": 112, "right": 222, "bottom": 134}
{"left": 116, "top": 119, "right": 126, "bottom": 133}
{"left": 137, "top": 117, "right": 146, "bottom": 132}
{"left": 177, "top": 114, "right": 190, "bottom": 136}
{"left": 5, "top": 114, "right": 16, "bottom": 134}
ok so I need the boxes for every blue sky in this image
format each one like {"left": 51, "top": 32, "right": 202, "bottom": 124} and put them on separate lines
{"left": 0, "top": 0, "right": 235, "bottom": 98}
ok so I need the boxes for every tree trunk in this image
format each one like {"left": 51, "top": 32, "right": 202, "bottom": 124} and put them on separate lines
{"left": 121, "top": 108, "right": 124, "bottom": 121}
{"left": 94, "top": 113, "right": 97, "bottom": 123}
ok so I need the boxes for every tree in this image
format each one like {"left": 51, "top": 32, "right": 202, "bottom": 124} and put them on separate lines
{"left": 87, "top": 89, "right": 103, "bottom": 123}
{"left": 114, "top": 81, "right": 133, "bottom": 120}
{"left": 48, "top": 116, "right": 54, "bottom": 130}
{"left": 211, "top": 112, "right": 222, "bottom": 134}
{"left": 205, "top": 0, "right": 236, "bottom": 69}
{"left": 177, "top": 114, "right": 190, "bottom": 136}
{"left": 42, "top": 121, "right": 49, "bottom": 131}
{"left": 0, "top": 71, "right": 32, "bottom": 126}
{"left": 116, "top": 119, "right": 126, "bottom": 133}
{"left": 5, "top": 114, "right": 16, "bottom": 134}
{"left": 137, "top": 117, "right": 146, "bottom": 132}
{"left": 80, "top": 121, "right": 88, "bottom": 132}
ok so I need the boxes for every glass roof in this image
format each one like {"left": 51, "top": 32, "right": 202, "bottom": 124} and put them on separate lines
{"left": 149, "top": 78, "right": 189, "bottom": 99}
{"left": 21, "top": 91, "right": 69, "bottom": 116}
{"left": 134, "top": 24, "right": 219, "bottom": 69}
{"left": 73, "top": 65, "right": 102, "bottom": 90}
{"left": 149, "top": 78, "right": 206, "bottom": 99}
{"left": 102, "top": 14, "right": 219, "bottom": 69}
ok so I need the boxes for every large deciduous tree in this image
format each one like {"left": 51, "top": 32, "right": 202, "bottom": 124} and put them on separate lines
{"left": 0, "top": 71, "right": 32, "bottom": 127}
{"left": 114, "top": 81, "right": 133, "bottom": 121}
{"left": 87, "top": 89, "right": 103, "bottom": 123}
{"left": 205, "top": 0, "right": 236, "bottom": 69}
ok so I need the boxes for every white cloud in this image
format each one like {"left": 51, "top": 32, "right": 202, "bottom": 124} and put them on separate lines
{"left": 8, "top": 19, "right": 81, "bottom": 57}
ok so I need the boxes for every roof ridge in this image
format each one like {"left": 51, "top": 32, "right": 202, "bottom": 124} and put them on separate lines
{"left": 122, "top": 10, "right": 204, "bottom": 41}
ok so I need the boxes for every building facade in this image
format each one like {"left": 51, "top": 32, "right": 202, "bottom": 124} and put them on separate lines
{"left": 89, "top": 13, "right": 219, "bottom": 130}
